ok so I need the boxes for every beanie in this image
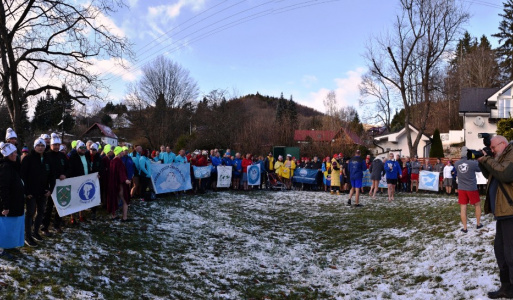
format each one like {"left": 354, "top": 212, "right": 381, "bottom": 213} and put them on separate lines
{"left": 113, "top": 146, "right": 123, "bottom": 156}
{"left": 34, "top": 138, "right": 46, "bottom": 148}
{"left": 0, "top": 142, "right": 16, "bottom": 157}
{"left": 5, "top": 128, "right": 17, "bottom": 140}
{"left": 50, "top": 133, "right": 61, "bottom": 145}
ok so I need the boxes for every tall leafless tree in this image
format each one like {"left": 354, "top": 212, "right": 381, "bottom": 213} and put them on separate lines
{"left": 363, "top": 0, "right": 468, "bottom": 156}
{"left": 359, "top": 72, "right": 397, "bottom": 131}
{"left": 0, "top": 0, "right": 133, "bottom": 136}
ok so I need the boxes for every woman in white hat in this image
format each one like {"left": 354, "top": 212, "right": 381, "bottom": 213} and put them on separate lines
{"left": 0, "top": 142, "right": 25, "bottom": 258}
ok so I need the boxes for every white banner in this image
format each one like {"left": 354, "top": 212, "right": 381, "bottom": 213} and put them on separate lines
{"left": 217, "top": 166, "right": 232, "bottom": 188}
{"left": 51, "top": 173, "right": 101, "bottom": 217}
{"left": 419, "top": 171, "right": 440, "bottom": 192}
{"left": 247, "top": 165, "right": 261, "bottom": 186}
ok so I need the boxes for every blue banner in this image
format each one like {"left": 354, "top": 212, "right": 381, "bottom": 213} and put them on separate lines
{"left": 247, "top": 165, "right": 261, "bottom": 186}
{"left": 193, "top": 165, "right": 212, "bottom": 179}
{"left": 151, "top": 163, "right": 192, "bottom": 194}
{"left": 293, "top": 168, "right": 318, "bottom": 184}
{"left": 362, "top": 170, "right": 372, "bottom": 187}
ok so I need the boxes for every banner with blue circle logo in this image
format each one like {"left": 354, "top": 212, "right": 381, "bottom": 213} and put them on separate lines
{"left": 151, "top": 163, "right": 193, "bottom": 194}
{"left": 247, "top": 165, "right": 261, "bottom": 186}
{"left": 50, "top": 172, "right": 101, "bottom": 217}
{"left": 419, "top": 171, "right": 440, "bottom": 191}
{"left": 293, "top": 168, "right": 318, "bottom": 184}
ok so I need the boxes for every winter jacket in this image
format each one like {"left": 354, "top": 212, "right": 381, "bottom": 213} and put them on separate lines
{"left": 121, "top": 155, "right": 135, "bottom": 180}
{"left": 47, "top": 150, "right": 69, "bottom": 179}
{"left": 90, "top": 151, "right": 103, "bottom": 173}
{"left": 233, "top": 158, "right": 242, "bottom": 176}
{"left": 242, "top": 158, "right": 252, "bottom": 173}
{"left": 384, "top": 160, "right": 401, "bottom": 180}
{"left": 211, "top": 156, "right": 222, "bottom": 173}
{"left": 411, "top": 161, "right": 421, "bottom": 174}
{"left": 174, "top": 155, "right": 187, "bottom": 164}
{"left": 0, "top": 158, "right": 24, "bottom": 216}
{"left": 264, "top": 156, "right": 275, "bottom": 172}
{"left": 162, "top": 152, "right": 176, "bottom": 164}
{"left": 274, "top": 160, "right": 284, "bottom": 177}
{"left": 348, "top": 155, "right": 367, "bottom": 180}
{"left": 131, "top": 152, "right": 141, "bottom": 173}
{"left": 68, "top": 151, "right": 92, "bottom": 178}
{"left": 21, "top": 150, "right": 55, "bottom": 197}
{"left": 480, "top": 143, "right": 513, "bottom": 217}
{"left": 139, "top": 156, "right": 152, "bottom": 178}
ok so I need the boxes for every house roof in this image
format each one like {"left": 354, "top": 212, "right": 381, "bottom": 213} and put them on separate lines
{"left": 294, "top": 130, "right": 336, "bottom": 142}
{"left": 374, "top": 124, "right": 430, "bottom": 143}
{"left": 335, "top": 127, "right": 363, "bottom": 145}
{"left": 82, "top": 123, "right": 117, "bottom": 139}
{"left": 459, "top": 87, "right": 499, "bottom": 113}
{"left": 487, "top": 80, "right": 513, "bottom": 103}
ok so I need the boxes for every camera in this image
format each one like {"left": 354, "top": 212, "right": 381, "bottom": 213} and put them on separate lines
{"left": 467, "top": 133, "right": 494, "bottom": 159}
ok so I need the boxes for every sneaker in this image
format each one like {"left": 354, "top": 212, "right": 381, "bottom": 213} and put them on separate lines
{"left": 461, "top": 228, "right": 468, "bottom": 233}
{"left": 0, "top": 250, "right": 14, "bottom": 260}
{"left": 25, "top": 238, "right": 38, "bottom": 247}
{"left": 32, "top": 233, "right": 43, "bottom": 242}
{"left": 354, "top": 204, "right": 363, "bottom": 207}
{"left": 120, "top": 218, "right": 133, "bottom": 223}
{"left": 347, "top": 199, "right": 351, "bottom": 206}
{"left": 488, "top": 284, "right": 513, "bottom": 299}
{"left": 477, "top": 224, "right": 484, "bottom": 229}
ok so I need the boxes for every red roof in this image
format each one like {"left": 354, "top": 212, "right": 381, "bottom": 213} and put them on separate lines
{"left": 294, "top": 130, "right": 337, "bottom": 142}
{"left": 82, "top": 123, "right": 117, "bottom": 139}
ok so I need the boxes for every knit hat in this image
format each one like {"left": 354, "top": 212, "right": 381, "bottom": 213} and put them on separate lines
{"left": 122, "top": 146, "right": 128, "bottom": 151}
{"left": 22, "top": 146, "right": 29, "bottom": 153}
{"left": 71, "top": 140, "right": 77, "bottom": 149}
{"left": 50, "top": 133, "right": 61, "bottom": 145}
{"left": 5, "top": 128, "right": 16, "bottom": 140}
{"left": 34, "top": 138, "right": 45, "bottom": 148}
{"left": 0, "top": 142, "right": 16, "bottom": 157}
{"left": 113, "top": 146, "right": 123, "bottom": 156}
{"left": 40, "top": 133, "right": 50, "bottom": 140}
{"left": 90, "top": 143, "right": 99, "bottom": 151}
{"left": 103, "top": 144, "right": 112, "bottom": 154}
{"left": 76, "top": 140, "right": 85, "bottom": 150}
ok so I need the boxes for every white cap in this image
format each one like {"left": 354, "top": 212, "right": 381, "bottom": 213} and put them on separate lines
{"left": 0, "top": 142, "right": 16, "bottom": 157}
{"left": 50, "top": 133, "right": 61, "bottom": 145}
{"left": 40, "top": 133, "right": 50, "bottom": 139}
{"left": 34, "top": 138, "right": 46, "bottom": 148}
{"left": 202, "top": 150, "right": 208, "bottom": 155}
{"left": 90, "top": 143, "right": 98, "bottom": 151}
{"left": 286, "top": 154, "right": 292, "bottom": 157}
{"left": 5, "top": 128, "right": 17, "bottom": 140}
{"left": 76, "top": 140, "right": 85, "bottom": 150}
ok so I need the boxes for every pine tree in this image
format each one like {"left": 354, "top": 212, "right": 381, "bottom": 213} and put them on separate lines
{"left": 429, "top": 129, "right": 444, "bottom": 158}
{"left": 275, "top": 93, "right": 286, "bottom": 121}
{"left": 493, "top": 0, "right": 513, "bottom": 81}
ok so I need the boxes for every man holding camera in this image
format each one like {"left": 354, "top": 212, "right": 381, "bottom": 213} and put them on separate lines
{"left": 478, "top": 135, "right": 513, "bottom": 299}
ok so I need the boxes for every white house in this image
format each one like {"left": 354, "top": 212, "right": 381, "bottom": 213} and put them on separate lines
{"left": 458, "top": 81, "right": 513, "bottom": 150}
{"left": 439, "top": 129, "right": 465, "bottom": 149}
{"left": 373, "top": 124, "right": 431, "bottom": 158}
{"left": 81, "top": 123, "right": 118, "bottom": 146}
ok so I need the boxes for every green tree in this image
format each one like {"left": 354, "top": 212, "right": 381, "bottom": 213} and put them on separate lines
{"left": 493, "top": 0, "right": 513, "bottom": 82}
{"left": 429, "top": 129, "right": 444, "bottom": 158}
{"left": 390, "top": 109, "right": 405, "bottom": 132}
{"left": 275, "top": 93, "right": 287, "bottom": 121}
{"left": 497, "top": 117, "right": 513, "bottom": 141}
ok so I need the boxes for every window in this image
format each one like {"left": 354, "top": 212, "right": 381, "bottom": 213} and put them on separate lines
{"left": 498, "top": 98, "right": 513, "bottom": 118}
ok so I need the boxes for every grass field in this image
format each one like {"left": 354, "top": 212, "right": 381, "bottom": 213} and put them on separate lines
{"left": 0, "top": 190, "right": 499, "bottom": 299}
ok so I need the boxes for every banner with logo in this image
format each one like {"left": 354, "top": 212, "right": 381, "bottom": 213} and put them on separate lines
{"left": 217, "top": 166, "right": 232, "bottom": 188}
{"left": 193, "top": 165, "right": 212, "bottom": 179}
{"left": 51, "top": 172, "right": 101, "bottom": 217}
{"left": 151, "top": 163, "right": 192, "bottom": 194}
{"left": 362, "top": 170, "right": 372, "bottom": 187}
{"left": 378, "top": 175, "right": 388, "bottom": 188}
{"left": 293, "top": 168, "right": 318, "bottom": 184}
{"left": 247, "top": 165, "right": 261, "bottom": 186}
{"left": 419, "top": 170, "right": 440, "bottom": 191}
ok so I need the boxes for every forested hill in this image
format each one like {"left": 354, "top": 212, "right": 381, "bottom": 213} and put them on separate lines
{"left": 231, "top": 93, "right": 324, "bottom": 118}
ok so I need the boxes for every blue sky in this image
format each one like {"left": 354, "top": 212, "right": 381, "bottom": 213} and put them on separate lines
{"left": 98, "top": 0, "right": 504, "bottom": 119}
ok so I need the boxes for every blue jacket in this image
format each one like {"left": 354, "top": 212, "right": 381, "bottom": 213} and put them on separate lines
{"left": 210, "top": 156, "right": 222, "bottom": 173}
{"left": 233, "top": 158, "right": 242, "bottom": 176}
{"left": 121, "top": 155, "right": 135, "bottom": 180}
{"left": 349, "top": 155, "right": 367, "bottom": 180}
{"left": 162, "top": 152, "right": 176, "bottom": 164}
{"left": 139, "top": 156, "right": 152, "bottom": 178}
{"left": 174, "top": 155, "right": 187, "bottom": 164}
{"left": 131, "top": 152, "right": 141, "bottom": 172}
{"left": 222, "top": 157, "right": 232, "bottom": 166}
{"left": 384, "top": 160, "right": 401, "bottom": 180}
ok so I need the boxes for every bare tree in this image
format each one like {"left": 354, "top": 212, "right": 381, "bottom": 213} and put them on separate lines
{"left": 359, "top": 72, "right": 397, "bottom": 131}
{"left": 323, "top": 90, "right": 338, "bottom": 130}
{"left": 0, "top": 0, "right": 132, "bottom": 136}
{"left": 363, "top": 0, "right": 468, "bottom": 156}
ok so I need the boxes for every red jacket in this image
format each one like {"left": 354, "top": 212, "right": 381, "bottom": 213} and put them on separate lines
{"left": 242, "top": 158, "right": 252, "bottom": 173}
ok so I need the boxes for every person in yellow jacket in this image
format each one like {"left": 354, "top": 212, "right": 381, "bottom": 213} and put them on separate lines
{"left": 274, "top": 155, "right": 284, "bottom": 180}
{"left": 264, "top": 152, "right": 274, "bottom": 173}
{"left": 322, "top": 156, "right": 332, "bottom": 192}
{"left": 281, "top": 154, "right": 296, "bottom": 189}
{"left": 330, "top": 154, "right": 341, "bottom": 195}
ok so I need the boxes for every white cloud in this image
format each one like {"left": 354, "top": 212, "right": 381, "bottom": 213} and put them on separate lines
{"left": 90, "top": 6, "right": 126, "bottom": 38}
{"left": 148, "top": 0, "right": 206, "bottom": 19}
{"left": 88, "top": 58, "right": 142, "bottom": 82}
{"left": 298, "top": 67, "right": 366, "bottom": 114}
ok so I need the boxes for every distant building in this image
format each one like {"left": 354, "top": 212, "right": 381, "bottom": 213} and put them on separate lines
{"left": 294, "top": 130, "right": 337, "bottom": 144}
{"left": 373, "top": 124, "right": 431, "bottom": 158}
{"left": 81, "top": 123, "right": 118, "bottom": 146}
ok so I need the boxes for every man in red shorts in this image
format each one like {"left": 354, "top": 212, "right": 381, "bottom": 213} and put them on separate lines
{"left": 454, "top": 146, "right": 483, "bottom": 233}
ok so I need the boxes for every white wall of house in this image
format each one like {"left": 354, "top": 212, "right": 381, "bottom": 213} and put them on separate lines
{"left": 373, "top": 126, "right": 430, "bottom": 158}
{"left": 462, "top": 114, "right": 497, "bottom": 150}
{"left": 101, "top": 137, "right": 118, "bottom": 146}
{"left": 439, "top": 129, "right": 464, "bottom": 148}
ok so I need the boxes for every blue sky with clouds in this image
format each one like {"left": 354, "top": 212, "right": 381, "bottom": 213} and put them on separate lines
{"left": 100, "top": 0, "right": 504, "bottom": 117}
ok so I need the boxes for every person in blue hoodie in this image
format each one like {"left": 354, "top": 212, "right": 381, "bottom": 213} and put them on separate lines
{"left": 139, "top": 149, "right": 153, "bottom": 201}
{"left": 232, "top": 153, "right": 242, "bottom": 190}
{"left": 121, "top": 147, "right": 135, "bottom": 181}
{"left": 210, "top": 150, "right": 222, "bottom": 191}
{"left": 384, "top": 152, "right": 402, "bottom": 202}
{"left": 347, "top": 150, "right": 368, "bottom": 207}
